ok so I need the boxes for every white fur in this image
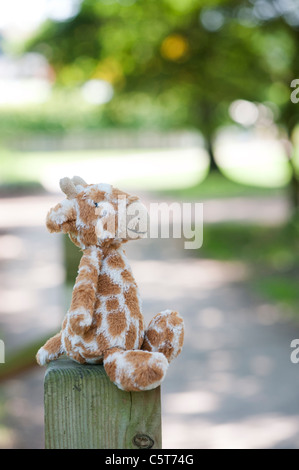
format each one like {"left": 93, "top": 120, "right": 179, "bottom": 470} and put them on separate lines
{"left": 98, "top": 183, "right": 112, "bottom": 194}
{"left": 36, "top": 347, "right": 49, "bottom": 365}
{"left": 88, "top": 246, "right": 101, "bottom": 274}
{"left": 74, "top": 200, "right": 88, "bottom": 230}
{"left": 49, "top": 199, "right": 74, "bottom": 225}
{"left": 74, "top": 279, "right": 96, "bottom": 290}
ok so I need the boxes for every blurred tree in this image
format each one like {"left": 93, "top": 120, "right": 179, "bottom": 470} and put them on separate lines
{"left": 25, "top": 0, "right": 299, "bottom": 209}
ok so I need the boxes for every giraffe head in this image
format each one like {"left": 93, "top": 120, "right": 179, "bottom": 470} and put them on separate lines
{"left": 46, "top": 176, "right": 148, "bottom": 249}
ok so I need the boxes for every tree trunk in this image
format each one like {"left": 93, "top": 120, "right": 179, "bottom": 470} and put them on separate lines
{"left": 282, "top": 134, "right": 299, "bottom": 215}
{"left": 288, "top": 160, "right": 299, "bottom": 214}
{"left": 206, "top": 135, "right": 220, "bottom": 172}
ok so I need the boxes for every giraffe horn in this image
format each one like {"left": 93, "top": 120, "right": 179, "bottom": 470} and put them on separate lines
{"left": 59, "top": 177, "right": 78, "bottom": 199}
{"left": 71, "top": 176, "right": 87, "bottom": 187}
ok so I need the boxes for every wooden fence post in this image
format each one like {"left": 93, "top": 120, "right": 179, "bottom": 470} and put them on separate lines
{"left": 44, "top": 358, "right": 162, "bottom": 449}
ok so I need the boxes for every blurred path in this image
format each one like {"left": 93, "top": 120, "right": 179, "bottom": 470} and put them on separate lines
{"left": 0, "top": 194, "right": 64, "bottom": 449}
{"left": 127, "top": 237, "right": 299, "bottom": 449}
{"left": 0, "top": 195, "right": 65, "bottom": 353}
{"left": 0, "top": 192, "right": 299, "bottom": 448}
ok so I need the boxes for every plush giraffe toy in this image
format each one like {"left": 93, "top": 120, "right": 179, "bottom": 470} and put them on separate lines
{"left": 36, "top": 176, "right": 184, "bottom": 392}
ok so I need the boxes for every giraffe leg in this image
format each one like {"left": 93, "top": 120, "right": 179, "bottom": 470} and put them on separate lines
{"left": 142, "top": 310, "right": 184, "bottom": 363}
{"left": 103, "top": 347, "right": 169, "bottom": 391}
{"left": 36, "top": 332, "right": 64, "bottom": 366}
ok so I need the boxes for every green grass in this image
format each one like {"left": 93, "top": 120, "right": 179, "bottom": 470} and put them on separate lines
{"left": 253, "top": 277, "right": 299, "bottom": 307}
{"left": 199, "top": 221, "right": 299, "bottom": 313}
{"left": 0, "top": 144, "right": 291, "bottom": 197}
{"left": 155, "top": 171, "right": 287, "bottom": 201}
{"left": 0, "top": 147, "right": 204, "bottom": 191}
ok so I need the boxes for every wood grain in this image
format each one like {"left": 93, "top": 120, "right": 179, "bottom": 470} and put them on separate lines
{"left": 44, "top": 358, "right": 162, "bottom": 449}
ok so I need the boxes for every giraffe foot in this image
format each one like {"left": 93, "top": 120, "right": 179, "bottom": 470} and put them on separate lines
{"left": 103, "top": 347, "right": 169, "bottom": 391}
{"left": 142, "top": 310, "right": 184, "bottom": 363}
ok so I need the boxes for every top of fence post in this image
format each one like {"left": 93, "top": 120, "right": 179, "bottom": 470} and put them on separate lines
{"left": 44, "top": 358, "right": 162, "bottom": 449}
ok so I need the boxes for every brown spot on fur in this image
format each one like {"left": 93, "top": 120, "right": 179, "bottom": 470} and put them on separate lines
{"left": 71, "top": 283, "right": 95, "bottom": 314}
{"left": 118, "top": 370, "right": 140, "bottom": 392}
{"left": 64, "top": 334, "right": 72, "bottom": 353}
{"left": 82, "top": 325, "right": 97, "bottom": 343}
{"left": 108, "top": 310, "right": 127, "bottom": 336}
{"left": 106, "top": 297, "right": 119, "bottom": 312}
{"left": 96, "top": 332, "right": 110, "bottom": 352}
{"left": 124, "top": 285, "right": 140, "bottom": 318}
{"left": 61, "top": 219, "right": 77, "bottom": 235}
{"left": 138, "top": 316, "right": 144, "bottom": 332}
{"left": 69, "top": 313, "right": 87, "bottom": 335}
{"left": 98, "top": 273, "right": 121, "bottom": 296}
{"left": 125, "top": 322, "right": 137, "bottom": 350}
{"left": 141, "top": 337, "right": 152, "bottom": 352}
{"left": 145, "top": 325, "right": 174, "bottom": 356}
{"left": 80, "top": 226, "right": 98, "bottom": 246}
{"left": 157, "top": 316, "right": 167, "bottom": 331}
{"left": 104, "top": 358, "right": 117, "bottom": 382}
{"left": 134, "top": 363, "right": 164, "bottom": 389}
{"left": 107, "top": 253, "right": 125, "bottom": 270}
{"left": 158, "top": 342, "right": 174, "bottom": 362}
{"left": 168, "top": 312, "right": 182, "bottom": 328}
{"left": 146, "top": 329, "right": 162, "bottom": 348}
{"left": 76, "top": 193, "right": 98, "bottom": 225}
{"left": 126, "top": 350, "right": 151, "bottom": 367}
{"left": 121, "top": 269, "right": 134, "bottom": 283}
{"left": 75, "top": 194, "right": 102, "bottom": 246}
{"left": 178, "top": 329, "right": 184, "bottom": 348}
{"left": 94, "top": 312, "right": 102, "bottom": 329}
{"left": 43, "top": 333, "right": 61, "bottom": 354}
{"left": 88, "top": 187, "right": 106, "bottom": 203}
{"left": 119, "top": 351, "right": 164, "bottom": 390}
{"left": 166, "top": 327, "right": 174, "bottom": 343}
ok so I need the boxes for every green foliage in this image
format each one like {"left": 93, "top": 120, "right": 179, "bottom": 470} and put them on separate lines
{"left": 200, "top": 221, "right": 299, "bottom": 267}
{"left": 0, "top": 90, "right": 107, "bottom": 136}
{"left": 14, "top": 0, "right": 299, "bottom": 209}
{"left": 253, "top": 277, "right": 299, "bottom": 307}
{"left": 23, "top": 0, "right": 299, "bottom": 138}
